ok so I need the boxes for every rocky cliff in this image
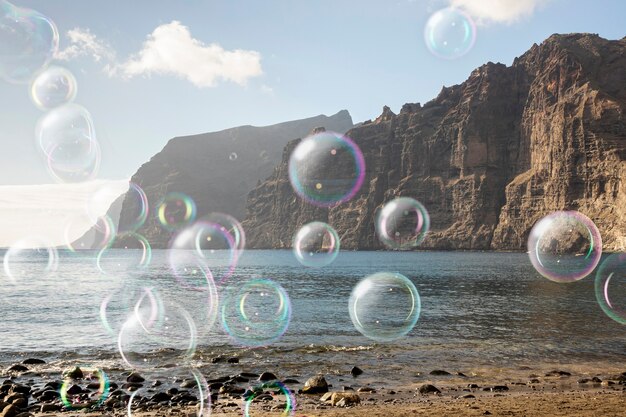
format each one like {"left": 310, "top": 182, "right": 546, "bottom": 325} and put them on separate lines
{"left": 115, "top": 111, "right": 354, "bottom": 248}
{"left": 242, "top": 34, "right": 626, "bottom": 251}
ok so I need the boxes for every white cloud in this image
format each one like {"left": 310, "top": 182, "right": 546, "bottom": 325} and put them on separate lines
{"left": 113, "top": 21, "right": 263, "bottom": 87}
{"left": 55, "top": 28, "right": 116, "bottom": 62}
{"left": 449, "top": 0, "right": 544, "bottom": 24}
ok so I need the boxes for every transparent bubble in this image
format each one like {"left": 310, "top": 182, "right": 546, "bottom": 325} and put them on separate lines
{"left": 221, "top": 279, "right": 292, "bottom": 347}
{"left": 0, "top": 0, "right": 59, "bottom": 83}
{"left": 349, "top": 272, "right": 421, "bottom": 342}
{"left": 244, "top": 381, "right": 296, "bottom": 417}
{"left": 169, "top": 221, "right": 237, "bottom": 285}
{"left": 30, "top": 65, "right": 77, "bottom": 110}
{"left": 293, "top": 221, "right": 340, "bottom": 268}
{"left": 527, "top": 211, "right": 602, "bottom": 283}
{"left": 97, "top": 232, "right": 151, "bottom": 274}
{"left": 289, "top": 131, "right": 365, "bottom": 207}
{"left": 376, "top": 197, "right": 430, "bottom": 249}
{"left": 35, "top": 103, "right": 100, "bottom": 183}
{"left": 64, "top": 215, "right": 115, "bottom": 252}
{"left": 157, "top": 192, "right": 197, "bottom": 232}
{"left": 100, "top": 285, "right": 164, "bottom": 337}
{"left": 424, "top": 7, "right": 476, "bottom": 60}
{"left": 229, "top": 152, "right": 238, "bottom": 161}
{"left": 3, "top": 236, "right": 58, "bottom": 283}
{"left": 595, "top": 253, "right": 626, "bottom": 325}
{"left": 203, "top": 212, "right": 246, "bottom": 254}
{"left": 117, "top": 183, "right": 149, "bottom": 233}
{"left": 118, "top": 298, "right": 197, "bottom": 370}
{"left": 60, "top": 366, "right": 110, "bottom": 410}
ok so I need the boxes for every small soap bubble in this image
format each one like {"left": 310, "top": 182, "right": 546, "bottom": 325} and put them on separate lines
{"left": 221, "top": 278, "right": 292, "bottom": 347}
{"left": 96, "top": 232, "right": 152, "bottom": 274}
{"left": 30, "top": 65, "right": 77, "bottom": 110}
{"left": 293, "top": 221, "right": 340, "bottom": 268}
{"left": 244, "top": 381, "right": 296, "bottom": 417}
{"left": 376, "top": 197, "right": 430, "bottom": 249}
{"left": 35, "top": 103, "right": 100, "bottom": 183}
{"left": 595, "top": 253, "right": 626, "bottom": 325}
{"left": 289, "top": 131, "right": 365, "bottom": 207}
{"left": 117, "top": 183, "right": 149, "bottom": 233}
{"left": 156, "top": 192, "right": 197, "bottom": 231}
{"left": 229, "top": 152, "right": 238, "bottom": 161}
{"left": 349, "top": 272, "right": 421, "bottom": 342}
{"left": 100, "top": 285, "right": 163, "bottom": 337}
{"left": 3, "top": 236, "right": 58, "bottom": 283}
{"left": 424, "top": 7, "right": 476, "bottom": 60}
{"left": 527, "top": 211, "right": 602, "bottom": 283}
{"left": 60, "top": 366, "right": 110, "bottom": 410}
{"left": 63, "top": 214, "right": 115, "bottom": 252}
{"left": 0, "top": 0, "right": 59, "bottom": 83}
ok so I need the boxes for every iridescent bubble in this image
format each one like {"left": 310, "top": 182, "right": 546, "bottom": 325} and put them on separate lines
{"left": 35, "top": 103, "right": 100, "bottom": 183}
{"left": 244, "top": 381, "right": 296, "bottom": 417}
{"left": 63, "top": 215, "right": 115, "bottom": 252}
{"left": 293, "top": 221, "right": 340, "bottom": 268}
{"left": 595, "top": 253, "right": 626, "bottom": 325}
{"left": 156, "top": 192, "right": 197, "bottom": 231}
{"left": 288, "top": 130, "right": 365, "bottom": 207}
{"left": 169, "top": 221, "right": 237, "bottom": 285}
{"left": 60, "top": 366, "right": 110, "bottom": 410}
{"left": 376, "top": 197, "right": 430, "bottom": 249}
{"left": 100, "top": 285, "right": 163, "bottom": 337}
{"left": 96, "top": 232, "right": 151, "bottom": 274}
{"left": 229, "top": 152, "right": 238, "bottom": 161}
{"left": 0, "top": 0, "right": 59, "bottom": 83}
{"left": 221, "top": 279, "right": 292, "bottom": 347}
{"left": 527, "top": 211, "right": 602, "bottom": 283}
{"left": 203, "top": 212, "right": 246, "bottom": 254}
{"left": 424, "top": 7, "right": 476, "bottom": 60}
{"left": 118, "top": 298, "right": 197, "bottom": 370}
{"left": 3, "top": 236, "right": 58, "bottom": 283}
{"left": 117, "top": 183, "right": 149, "bottom": 233}
{"left": 30, "top": 65, "right": 77, "bottom": 110}
{"left": 349, "top": 272, "right": 421, "bottom": 342}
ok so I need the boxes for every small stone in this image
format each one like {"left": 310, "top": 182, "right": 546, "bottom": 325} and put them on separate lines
{"left": 302, "top": 375, "right": 328, "bottom": 394}
{"left": 64, "top": 367, "right": 83, "bottom": 379}
{"left": 331, "top": 392, "right": 360, "bottom": 407}
{"left": 484, "top": 411, "right": 492, "bottom": 415}
{"left": 456, "top": 372, "right": 468, "bottom": 377}
{"left": 211, "top": 357, "right": 224, "bottom": 363}
{"left": 491, "top": 385, "right": 509, "bottom": 392}
{"left": 127, "top": 372, "right": 145, "bottom": 383}
{"left": 282, "top": 378, "right": 299, "bottom": 384}
{"left": 591, "top": 377, "right": 602, "bottom": 383}
{"left": 65, "top": 384, "right": 83, "bottom": 395}
{"left": 40, "top": 404, "right": 61, "bottom": 413}
{"left": 227, "top": 358, "right": 239, "bottom": 364}
{"left": 150, "top": 392, "right": 172, "bottom": 403}
{"left": 357, "top": 386, "right": 376, "bottom": 393}
{"left": 461, "top": 394, "right": 475, "bottom": 399}
{"left": 258, "top": 372, "right": 278, "bottom": 382}
{"left": 21, "top": 359, "right": 45, "bottom": 365}
{"left": 0, "top": 404, "right": 17, "bottom": 417}
{"left": 429, "top": 370, "right": 451, "bottom": 376}
{"left": 468, "top": 384, "right": 479, "bottom": 389}
{"left": 350, "top": 366, "right": 363, "bottom": 377}
{"left": 320, "top": 392, "right": 333, "bottom": 402}
{"left": 6, "top": 366, "right": 27, "bottom": 373}
{"left": 418, "top": 384, "right": 441, "bottom": 395}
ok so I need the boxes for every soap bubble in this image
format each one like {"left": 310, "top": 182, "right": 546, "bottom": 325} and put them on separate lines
{"left": 203, "top": 212, "right": 246, "bottom": 254}
{"left": 63, "top": 215, "right": 115, "bottom": 252}
{"left": 527, "top": 211, "right": 602, "bottom": 283}
{"left": 349, "top": 272, "right": 421, "bottom": 342}
{"left": 229, "top": 152, "right": 238, "bottom": 161}
{"left": 169, "top": 221, "right": 237, "bottom": 285}
{"left": 244, "top": 381, "right": 296, "bottom": 417}
{"left": 156, "top": 192, "right": 197, "bottom": 231}
{"left": 30, "top": 65, "right": 77, "bottom": 110}
{"left": 289, "top": 131, "right": 365, "bottom": 207}
{"left": 35, "top": 103, "right": 100, "bottom": 183}
{"left": 595, "top": 253, "right": 626, "bottom": 325}
{"left": 221, "top": 278, "right": 292, "bottom": 347}
{"left": 293, "top": 221, "right": 340, "bottom": 268}
{"left": 60, "top": 366, "right": 110, "bottom": 410}
{"left": 3, "top": 236, "right": 58, "bottom": 283}
{"left": 117, "top": 183, "right": 149, "bottom": 233}
{"left": 0, "top": 0, "right": 58, "bottom": 83}
{"left": 376, "top": 197, "right": 430, "bottom": 249}
{"left": 96, "top": 232, "right": 151, "bottom": 274}
{"left": 424, "top": 7, "right": 476, "bottom": 60}
{"left": 118, "top": 298, "right": 197, "bottom": 369}
{"left": 100, "top": 285, "right": 163, "bottom": 337}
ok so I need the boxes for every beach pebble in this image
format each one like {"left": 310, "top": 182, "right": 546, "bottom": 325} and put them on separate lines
{"left": 430, "top": 370, "right": 451, "bottom": 376}
{"left": 331, "top": 392, "right": 360, "bottom": 407}
{"left": 491, "top": 385, "right": 509, "bottom": 392}
{"left": 150, "top": 392, "right": 172, "bottom": 403}
{"left": 302, "top": 375, "right": 328, "bottom": 394}
{"left": 9, "top": 399, "right": 25, "bottom": 409}
{"left": 460, "top": 394, "right": 475, "bottom": 399}
{"left": 357, "top": 386, "right": 376, "bottom": 393}
{"left": 239, "top": 372, "right": 259, "bottom": 378}
{"left": 227, "top": 357, "right": 239, "bottom": 364}
{"left": 6, "top": 366, "right": 26, "bottom": 374}
{"left": 283, "top": 378, "right": 299, "bottom": 384}
{"left": 0, "top": 404, "right": 17, "bottom": 417}
{"left": 21, "top": 359, "right": 45, "bottom": 365}
{"left": 64, "top": 367, "right": 83, "bottom": 379}
{"left": 39, "top": 403, "right": 61, "bottom": 413}
{"left": 468, "top": 383, "right": 479, "bottom": 389}
{"left": 418, "top": 384, "right": 441, "bottom": 395}
{"left": 545, "top": 370, "right": 571, "bottom": 377}
{"left": 127, "top": 372, "right": 145, "bottom": 383}
{"left": 350, "top": 366, "right": 363, "bottom": 377}
{"left": 259, "top": 372, "right": 278, "bottom": 382}
{"left": 320, "top": 392, "right": 333, "bottom": 402}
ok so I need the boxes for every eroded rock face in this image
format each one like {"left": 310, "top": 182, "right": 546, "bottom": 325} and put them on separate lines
{"left": 114, "top": 111, "right": 354, "bottom": 248}
{"left": 243, "top": 34, "right": 626, "bottom": 251}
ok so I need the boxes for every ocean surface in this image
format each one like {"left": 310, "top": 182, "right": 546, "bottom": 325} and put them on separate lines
{"left": 0, "top": 249, "right": 624, "bottom": 386}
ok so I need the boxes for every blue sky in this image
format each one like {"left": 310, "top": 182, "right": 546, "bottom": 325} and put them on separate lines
{"left": 0, "top": 0, "right": 624, "bottom": 186}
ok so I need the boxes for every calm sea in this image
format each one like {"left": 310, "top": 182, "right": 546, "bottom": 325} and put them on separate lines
{"left": 0, "top": 250, "right": 624, "bottom": 385}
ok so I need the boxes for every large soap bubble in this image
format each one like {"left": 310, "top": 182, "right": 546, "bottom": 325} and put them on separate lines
{"left": 424, "top": 7, "right": 476, "bottom": 60}
{"left": 3, "top": 236, "right": 58, "bottom": 283}
{"left": 349, "top": 272, "right": 421, "bottom": 342}
{"left": 527, "top": 211, "right": 602, "bottom": 283}
{"left": 30, "top": 65, "right": 77, "bottom": 110}
{"left": 221, "top": 278, "right": 292, "bottom": 347}
{"left": 595, "top": 253, "right": 626, "bottom": 325}
{"left": 117, "top": 182, "right": 149, "bottom": 233}
{"left": 156, "top": 192, "right": 197, "bottom": 231}
{"left": 376, "top": 197, "right": 430, "bottom": 249}
{"left": 96, "top": 232, "right": 151, "bottom": 274}
{"left": 0, "top": 0, "right": 59, "bottom": 83}
{"left": 289, "top": 131, "right": 365, "bottom": 207}
{"left": 35, "top": 103, "right": 101, "bottom": 183}
{"left": 293, "top": 221, "right": 340, "bottom": 268}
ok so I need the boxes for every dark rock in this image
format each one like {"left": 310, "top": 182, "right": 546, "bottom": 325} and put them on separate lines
{"left": 21, "top": 359, "right": 45, "bottom": 365}
{"left": 211, "top": 357, "right": 225, "bottom": 364}
{"left": 65, "top": 384, "right": 83, "bottom": 396}
{"left": 239, "top": 373, "right": 259, "bottom": 378}
{"left": 0, "top": 404, "right": 17, "bottom": 417}
{"left": 461, "top": 394, "right": 476, "bottom": 399}
{"left": 282, "top": 378, "right": 299, "bottom": 384}
{"left": 9, "top": 398, "right": 26, "bottom": 409}
{"left": 491, "top": 385, "right": 509, "bottom": 392}
{"left": 418, "top": 384, "right": 441, "bottom": 395}
{"left": 64, "top": 367, "right": 83, "bottom": 379}
{"left": 357, "top": 387, "right": 375, "bottom": 393}
{"left": 6, "top": 366, "right": 26, "bottom": 373}
{"left": 127, "top": 372, "right": 145, "bottom": 383}
{"left": 430, "top": 370, "right": 451, "bottom": 376}
{"left": 40, "top": 404, "right": 61, "bottom": 413}
{"left": 350, "top": 366, "right": 363, "bottom": 377}
{"left": 227, "top": 358, "right": 239, "bottom": 364}
{"left": 152, "top": 380, "right": 162, "bottom": 387}
{"left": 545, "top": 370, "right": 571, "bottom": 377}
{"left": 258, "top": 372, "right": 278, "bottom": 382}
{"left": 150, "top": 392, "right": 171, "bottom": 403}
{"left": 302, "top": 375, "right": 329, "bottom": 394}
{"left": 468, "top": 384, "right": 480, "bottom": 389}
{"left": 456, "top": 372, "right": 468, "bottom": 377}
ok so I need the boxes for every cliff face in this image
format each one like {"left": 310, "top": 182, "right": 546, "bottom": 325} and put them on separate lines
{"left": 242, "top": 34, "right": 626, "bottom": 251}
{"left": 115, "top": 111, "right": 354, "bottom": 248}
